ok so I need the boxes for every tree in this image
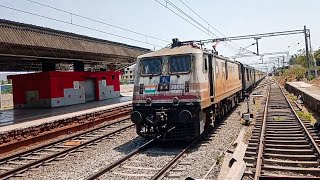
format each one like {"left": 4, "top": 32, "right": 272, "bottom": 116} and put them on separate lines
{"left": 314, "top": 48, "right": 320, "bottom": 66}
{"left": 290, "top": 49, "right": 307, "bottom": 67}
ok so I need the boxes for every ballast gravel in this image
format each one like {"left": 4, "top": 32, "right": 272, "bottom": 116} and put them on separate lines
{"left": 20, "top": 127, "right": 145, "bottom": 180}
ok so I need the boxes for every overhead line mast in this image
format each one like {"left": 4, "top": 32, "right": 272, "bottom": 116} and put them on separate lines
{"left": 180, "top": 27, "right": 315, "bottom": 79}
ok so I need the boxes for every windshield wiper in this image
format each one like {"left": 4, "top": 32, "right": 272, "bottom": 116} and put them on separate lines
{"left": 149, "top": 73, "right": 154, "bottom": 79}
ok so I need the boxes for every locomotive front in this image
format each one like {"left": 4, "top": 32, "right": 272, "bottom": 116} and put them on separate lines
{"left": 131, "top": 45, "right": 207, "bottom": 141}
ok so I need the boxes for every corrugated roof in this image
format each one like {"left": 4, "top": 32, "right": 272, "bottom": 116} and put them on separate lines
{"left": 0, "top": 19, "right": 150, "bottom": 59}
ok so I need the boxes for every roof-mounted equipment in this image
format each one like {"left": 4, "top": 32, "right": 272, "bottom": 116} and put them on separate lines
{"left": 172, "top": 38, "right": 181, "bottom": 48}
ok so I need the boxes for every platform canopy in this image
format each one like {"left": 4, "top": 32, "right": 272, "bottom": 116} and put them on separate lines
{"left": 0, "top": 19, "right": 150, "bottom": 71}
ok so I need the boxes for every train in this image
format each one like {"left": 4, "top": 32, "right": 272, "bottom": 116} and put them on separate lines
{"left": 130, "top": 39, "right": 266, "bottom": 141}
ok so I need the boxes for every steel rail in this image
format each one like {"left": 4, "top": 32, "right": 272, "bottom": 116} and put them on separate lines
{"left": 253, "top": 82, "right": 320, "bottom": 179}
{"left": 150, "top": 127, "right": 212, "bottom": 180}
{"left": 0, "top": 104, "right": 132, "bottom": 155}
{"left": 85, "top": 129, "right": 209, "bottom": 180}
{"left": 86, "top": 139, "right": 156, "bottom": 180}
{"left": 151, "top": 99, "right": 243, "bottom": 180}
{"left": 254, "top": 84, "right": 271, "bottom": 180}
{"left": 151, "top": 91, "right": 253, "bottom": 180}
{"left": 86, "top": 78, "right": 266, "bottom": 180}
{"left": 0, "top": 120, "right": 134, "bottom": 179}
{"left": 279, "top": 83, "right": 320, "bottom": 155}
{"left": 0, "top": 117, "right": 130, "bottom": 164}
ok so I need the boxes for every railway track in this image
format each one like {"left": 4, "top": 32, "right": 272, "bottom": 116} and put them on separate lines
{"left": 0, "top": 104, "right": 132, "bottom": 154}
{"left": 244, "top": 83, "right": 320, "bottom": 179}
{"left": 86, "top": 127, "right": 212, "bottom": 180}
{"left": 86, "top": 84, "right": 259, "bottom": 180}
{"left": 0, "top": 117, "right": 134, "bottom": 179}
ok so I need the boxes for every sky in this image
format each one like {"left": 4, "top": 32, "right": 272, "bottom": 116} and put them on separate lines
{"left": 0, "top": 0, "right": 319, "bottom": 72}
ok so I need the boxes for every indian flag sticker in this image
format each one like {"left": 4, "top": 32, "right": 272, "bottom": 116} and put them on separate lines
{"left": 145, "top": 85, "right": 157, "bottom": 94}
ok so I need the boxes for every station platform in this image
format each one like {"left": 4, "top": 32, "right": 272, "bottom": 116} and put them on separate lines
{"left": 285, "top": 81, "right": 320, "bottom": 112}
{"left": 0, "top": 94, "right": 132, "bottom": 132}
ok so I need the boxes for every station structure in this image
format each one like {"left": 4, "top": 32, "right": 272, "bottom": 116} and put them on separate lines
{"left": 0, "top": 19, "right": 150, "bottom": 108}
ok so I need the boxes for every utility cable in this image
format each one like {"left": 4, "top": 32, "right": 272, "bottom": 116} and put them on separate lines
{"left": 166, "top": 0, "right": 239, "bottom": 53}
{"left": 284, "top": 35, "right": 304, "bottom": 52}
{"left": 154, "top": 0, "right": 239, "bottom": 54}
{"left": 177, "top": 0, "right": 254, "bottom": 54}
{"left": 25, "top": 0, "right": 170, "bottom": 43}
{"left": 0, "top": 4, "right": 163, "bottom": 48}
{"left": 161, "top": 0, "right": 256, "bottom": 55}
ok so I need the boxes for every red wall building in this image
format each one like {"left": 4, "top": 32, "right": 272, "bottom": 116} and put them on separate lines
{"left": 9, "top": 71, "right": 121, "bottom": 108}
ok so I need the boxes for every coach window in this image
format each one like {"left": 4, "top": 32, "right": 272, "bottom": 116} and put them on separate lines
{"left": 225, "top": 61, "right": 228, "bottom": 79}
{"left": 246, "top": 69, "right": 249, "bottom": 81}
{"left": 203, "top": 57, "right": 208, "bottom": 73}
{"left": 215, "top": 61, "right": 219, "bottom": 77}
{"left": 238, "top": 66, "right": 241, "bottom": 80}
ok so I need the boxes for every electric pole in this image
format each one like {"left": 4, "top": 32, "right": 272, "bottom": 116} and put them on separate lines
{"left": 304, "top": 25, "right": 310, "bottom": 79}
{"left": 254, "top": 37, "right": 261, "bottom": 55}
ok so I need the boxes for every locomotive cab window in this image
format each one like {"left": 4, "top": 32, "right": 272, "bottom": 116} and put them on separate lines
{"left": 140, "top": 58, "right": 162, "bottom": 75}
{"left": 169, "top": 55, "right": 191, "bottom": 74}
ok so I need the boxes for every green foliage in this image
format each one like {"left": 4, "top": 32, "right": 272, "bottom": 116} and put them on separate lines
{"left": 309, "top": 75, "right": 315, "bottom": 80}
{"left": 273, "top": 116, "right": 286, "bottom": 121}
{"left": 288, "top": 93, "right": 297, "bottom": 101}
{"left": 297, "top": 111, "right": 317, "bottom": 125}
{"left": 315, "top": 49, "right": 320, "bottom": 66}
{"left": 290, "top": 48, "right": 320, "bottom": 67}
{"left": 287, "top": 48, "right": 319, "bottom": 80}
{"left": 289, "top": 49, "right": 307, "bottom": 67}
{"left": 216, "top": 155, "right": 224, "bottom": 165}
{"left": 282, "top": 66, "right": 306, "bottom": 81}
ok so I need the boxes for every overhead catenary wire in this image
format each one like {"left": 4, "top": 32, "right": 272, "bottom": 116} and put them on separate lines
{"left": 177, "top": 0, "right": 255, "bottom": 55}
{"left": 156, "top": 0, "right": 257, "bottom": 55}
{"left": 154, "top": 0, "right": 216, "bottom": 38}
{"left": 24, "top": 0, "right": 170, "bottom": 44}
{"left": 284, "top": 35, "right": 305, "bottom": 52}
{"left": 154, "top": 0, "right": 239, "bottom": 54}
{"left": 166, "top": 0, "right": 240, "bottom": 53}
{"left": 0, "top": 4, "right": 163, "bottom": 48}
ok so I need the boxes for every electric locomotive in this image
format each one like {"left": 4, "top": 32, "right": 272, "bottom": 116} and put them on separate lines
{"left": 131, "top": 39, "right": 245, "bottom": 141}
